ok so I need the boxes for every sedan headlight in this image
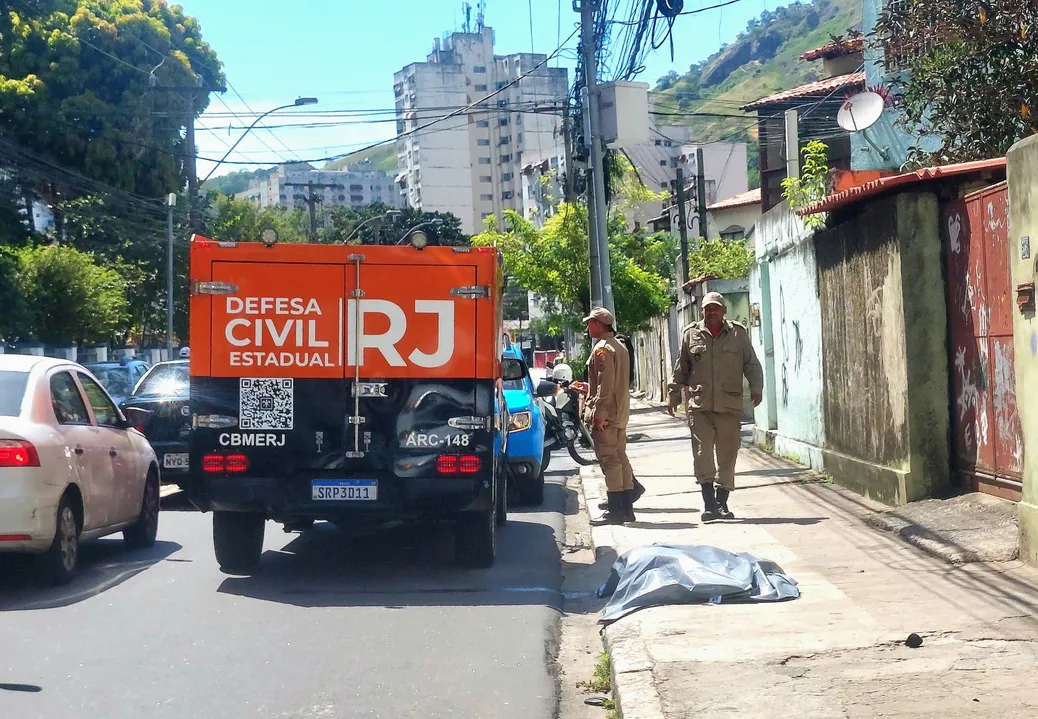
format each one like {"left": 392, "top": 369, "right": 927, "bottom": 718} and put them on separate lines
{"left": 508, "top": 410, "right": 532, "bottom": 433}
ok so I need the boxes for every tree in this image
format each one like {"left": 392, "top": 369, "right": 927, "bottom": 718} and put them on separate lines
{"left": 203, "top": 195, "right": 310, "bottom": 245}
{"left": 875, "top": 0, "right": 1038, "bottom": 162}
{"left": 0, "top": 248, "right": 31, "bottom": 344}
{"left": 471, "top": 204, "right": 674, "bottom": 335}
{"left": 323, "top": 203, "right": 468, "bottom": 246}
{"left": 686, "top": 238, "right": 755, "bottom": 280}
{"left": 781, "top": 140, "right": 829, "bottom": 229}
{"left": 15, "top": 245, "right": 129, "bottom": 345}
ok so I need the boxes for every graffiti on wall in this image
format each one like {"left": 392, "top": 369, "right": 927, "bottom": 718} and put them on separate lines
{"left": 777, "top": 285, "right": 803, "bottom": 408}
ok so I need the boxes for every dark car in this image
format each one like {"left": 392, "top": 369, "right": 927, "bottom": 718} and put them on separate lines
{"left": 120, "top": 360, "right": 190, "bottom": 487}
{"left": 82, "top": 359, "right": 151, "bottom": 406}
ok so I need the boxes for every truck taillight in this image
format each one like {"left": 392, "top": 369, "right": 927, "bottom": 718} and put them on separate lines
{"left": 436, "top": 454, "right": 481, "bottom": 475}
{"left": 0, "top": 440, "right": 40, "bottom": 468}
{"left": 202, "top": 453, "right": 250, "bottom": 474}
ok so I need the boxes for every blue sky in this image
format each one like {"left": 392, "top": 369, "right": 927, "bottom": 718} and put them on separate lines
{"left": 179, "top": 0, "right": 778, "bottom": 179}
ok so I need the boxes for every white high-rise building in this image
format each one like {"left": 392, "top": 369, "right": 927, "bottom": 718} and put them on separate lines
{"left": 235, "top": 161, "right": 401, "bottom": 213}
{"left": 394, "top": 27, "right": 568, "bottom": 234}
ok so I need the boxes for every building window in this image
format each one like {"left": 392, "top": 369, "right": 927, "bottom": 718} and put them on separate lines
{"left": 499, "top": 118, "right": 509, "bottom": 127}
{"left": 478, "top": 138, "right": 490, "bottom": 146}
{"left": 473, "top": 65, "right": 486, "bottom": 73}
{"left": 496, "top": 81, "right": 507, "bottom": 89}
{"left": 497, "top": 100, "right": 508, "bottom": 107}
{"left": 475, "top": 84, "right": 488, "bottom": 92}
{"left": 500, "top": 135, "right": 511, "bottom": 145}
{"left": 350, "top": 184, "right": 363, "bottom": 191}
{"left": 654, "top": 139, "right": 662, "bottom": 146}
{"left": 351, "top": 195, "right": 364, "bottom": 203}
{"left": 279, "top": 194, "right": 287, "bottom": 201}
{"left": 501, "top": 172, "right": 513, "bottom": 181}
{"left": 482, "top": 212, "right": 493, "bottom": 219}
{"left": 550, "top": 156, "right": 558, "bottom": 167}
{"left": 500, "top": 153, "right": 512, "bottom": 163}
{"left": 659, "top": 160, "right": 667, "bottom": 166}
{"left": 479, "top": 157, "right": 492, "bottom": 164}
{"left": 720, "top": 229, "right": 745, "bottom": 241}
{"left": 480, "top": 193, "right": 493, "bottom": 201}
{"left": 338, "top": 194, "right": 346, "bottom": 201}
{"left": 516, "top": 114, "right": 523, "bottom": 125}
{"left": 664, "top": 140, "right": 673, "bottom": 147}
{"left": 502, "top": 191, "right": 514, "bottom": 200}
{"left": 476, "top": 120, "right": 489, "bottom": 128}
{"left": 517, "top": 132, "right": 523, "bottom": 144}
{"left": 480, "top": 175, "right": 492, "bottom": 183}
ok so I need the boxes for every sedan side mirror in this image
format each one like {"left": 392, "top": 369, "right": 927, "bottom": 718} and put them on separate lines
{"left": 122, "top": 406, "right": 153, "bottom": 429}
{"left": 535, "top": 380, "right": 558, "bottom": 399}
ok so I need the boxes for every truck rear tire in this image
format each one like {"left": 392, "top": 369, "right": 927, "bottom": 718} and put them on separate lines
{"left": 213, "top": 511, "right": 265, "bottom": 575}
{"left": 456, "top": 506, "right": 496, "bottom": 568}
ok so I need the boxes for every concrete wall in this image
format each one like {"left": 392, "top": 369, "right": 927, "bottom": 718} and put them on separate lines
{"left": 707, "top": 203, "right": 761, "bottom": 243}
{"left": 751, "top": 201, "right": 826, "bottom": 469}
{"left": 815, "top": 193, "right": 950, "bottom": 505}
{"left": 1006, "top": 136, "right": 1038, "bottom": 563}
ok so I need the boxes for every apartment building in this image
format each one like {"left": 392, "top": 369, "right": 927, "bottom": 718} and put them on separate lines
{"left": 235, "top": 161, "right": 401, "bottom": 214}
{"left": 394, "top": 27, "right": 568, "bottom": 234}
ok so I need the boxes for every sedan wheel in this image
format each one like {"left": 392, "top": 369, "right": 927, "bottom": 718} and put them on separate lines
{"left": 40, "top": 496, "right": 79, "bottom": 585}
{"left": 124, "top": 469, "right": 160, "bottom": 549}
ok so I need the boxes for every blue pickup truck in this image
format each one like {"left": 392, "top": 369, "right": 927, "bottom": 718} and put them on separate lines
{"left": 501, "top": 342, "right": 548, "bottom": 506}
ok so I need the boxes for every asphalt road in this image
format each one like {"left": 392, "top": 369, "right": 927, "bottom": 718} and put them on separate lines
{"left": 0, "top": 464, "right": 578, "bottom": 719}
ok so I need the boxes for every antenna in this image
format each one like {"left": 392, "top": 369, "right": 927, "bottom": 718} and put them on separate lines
{"left": 463, "top": 2, "right": 472, "bottom": 33}
{"left": 837, "top": 91, "right": 889, "bottom": 160}
{"left": 836, "top": 91, "right": 884, "bottom": 132}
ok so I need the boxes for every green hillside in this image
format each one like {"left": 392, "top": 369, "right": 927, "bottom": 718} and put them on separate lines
{"left": 323, "top": 144, "right": 396, "bottom": 173}
{"left": 652, "top": 0, "right": 862, "bottom": 186}
{"left": 201, "top": 166, "right": 275, "bottom": 196}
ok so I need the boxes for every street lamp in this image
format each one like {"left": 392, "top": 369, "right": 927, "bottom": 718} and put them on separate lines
{"left": 200, "top": 97, "right": 319, "bottom": 184}
{"left": 397, "top": 218, "right": 445, "bottom": 248}
{"left": 341, "top": 210, "right": 402, "bottom": 244}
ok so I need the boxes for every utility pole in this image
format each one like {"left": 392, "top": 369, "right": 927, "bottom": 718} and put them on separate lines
{"left": 166, "top": 193, "right": 177, "bottom": 357}
{"left": 283, "top": 180, "right": 338, "bottom": 241}
{"left": 696, "top": 147, "right": 708, "bottom": 243}
{"left": 675, "top": 167, "right": 690, "bottom": 283}
{"left": 578, "top": 0, "right": 614, "bottom": 315}
{"left": 185, "top": 99, "right": 199, "bottom": 233}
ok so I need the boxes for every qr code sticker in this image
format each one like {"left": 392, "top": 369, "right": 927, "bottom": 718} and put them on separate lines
{"left": 239, "top": 378, "right": 294, "bottom": 430}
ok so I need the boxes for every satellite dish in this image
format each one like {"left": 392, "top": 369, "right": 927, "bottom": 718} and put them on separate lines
{"left": 837, "top": 91, "right": 884, "bottom": 132}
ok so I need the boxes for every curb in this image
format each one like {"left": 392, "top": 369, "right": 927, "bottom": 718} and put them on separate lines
{"left": 578, "top": 465, "right": 668, "bottom": 719}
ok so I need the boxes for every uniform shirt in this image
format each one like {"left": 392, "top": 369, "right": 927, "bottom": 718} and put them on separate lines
{"left": 668, "top": 320, "right": 763, "bottom": 415}
{"left": 585, "top": 334, "right": 631, "bottom": 428}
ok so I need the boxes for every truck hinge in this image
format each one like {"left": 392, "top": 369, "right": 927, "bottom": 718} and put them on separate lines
{"left": 192, "top": 280, "right": 238, "bottom": 296}
{"left": 450, "top": 285, "right": 491, "bottom": 299}
{"left": 448, "top": 415, "right": 492, "bottom": 430}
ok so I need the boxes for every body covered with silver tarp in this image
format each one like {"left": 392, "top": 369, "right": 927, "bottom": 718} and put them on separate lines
{"left": 597, "top": 544, "right": 801, "bottom": 624}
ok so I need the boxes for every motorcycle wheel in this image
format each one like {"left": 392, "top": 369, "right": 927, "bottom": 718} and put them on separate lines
{"left": 567, "top": 423, "right": 598, "bottom": 466}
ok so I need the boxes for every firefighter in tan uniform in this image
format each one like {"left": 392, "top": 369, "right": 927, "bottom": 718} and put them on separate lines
{"left": 582, "top": 308, "right": 636, "bottom": 525}
{"left": 668, "top": 292, "right": 763, "bottom": 521}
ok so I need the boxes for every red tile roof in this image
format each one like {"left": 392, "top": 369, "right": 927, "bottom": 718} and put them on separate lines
{"left": 796, "top": 158, "right": 1008, "bottom": 216}
{"left": 800, "top": 37, "right": 865, "bottom": 62}
{"left": 707, "top": 188, "right": 761, "bottom": 211}
{"left": 741, "top": 72, "right": 865, "bottom": 111}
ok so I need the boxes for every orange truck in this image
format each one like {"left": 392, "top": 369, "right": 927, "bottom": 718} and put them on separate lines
{"left": 186, "top": 236, "right": 514, "bottom": 571}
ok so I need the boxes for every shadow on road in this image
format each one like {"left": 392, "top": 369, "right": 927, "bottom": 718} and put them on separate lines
{"left": 217, "top": 480, "right": 576, "bottom": 610}
{"left": 0, "top": 539, "right": 181, "bottom": 611}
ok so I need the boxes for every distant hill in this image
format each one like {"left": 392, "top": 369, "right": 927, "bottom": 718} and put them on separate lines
{"left": 324, "top": 144, "right": 396, "bottom": 173}
{"left": 200, "top": 167, "right": 275, "bottom": 196}
{"left": 652, "top": 0, "right": 862, "bottom": 187}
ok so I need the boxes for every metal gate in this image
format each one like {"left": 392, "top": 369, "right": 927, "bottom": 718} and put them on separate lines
{"left": 942, "top": 183, "right": 1023, "bottom": 500}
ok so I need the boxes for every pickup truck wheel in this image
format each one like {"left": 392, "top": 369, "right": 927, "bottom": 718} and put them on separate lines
{"left": 495, "top": 468, "right": 508, "bottom": 527}
{"left": 456, "top": 506, "right": 496, "bottom": 568}
{"left": 213, "top": 511, "right": 265, "bottom": 575}
{"left": 518, "top": 470, "right": 545, "bottom": 507}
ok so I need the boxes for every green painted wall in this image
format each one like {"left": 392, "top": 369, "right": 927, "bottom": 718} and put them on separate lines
{"left": 1006, "top": 137, "right": 1038, "bottom": 564}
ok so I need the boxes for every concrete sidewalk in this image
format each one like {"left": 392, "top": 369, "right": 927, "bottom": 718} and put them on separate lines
{"left": 583, "top": 402, "right": 1038, "bottom": 718}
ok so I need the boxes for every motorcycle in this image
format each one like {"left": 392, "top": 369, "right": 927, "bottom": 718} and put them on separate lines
{"left": 535, "top": 378, "right": 598, "bottom": 466}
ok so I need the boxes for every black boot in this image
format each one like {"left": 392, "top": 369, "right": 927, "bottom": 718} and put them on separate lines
{"left": 592, "top": 492, "right": 626, "bottom": 525}
{"left": 715, "top": 487, "right": 735, "bottom": 520}
{"left": 621, "top": 489, "right": 637, "bottom": 523}
{"left": 700, "top": 482, "right": 719, "bottom": 522}
{"left": 599, "top": 476, "right": 645, "bottom": 510}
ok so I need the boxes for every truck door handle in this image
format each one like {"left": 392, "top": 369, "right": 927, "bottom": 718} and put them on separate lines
{"left": 74, "top": 447, "right": 84, "bottom": 456}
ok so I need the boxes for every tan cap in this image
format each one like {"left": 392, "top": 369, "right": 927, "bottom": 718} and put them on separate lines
{"left": 582, "top": 307, "right": 616, "bottom": 329}
{"left": 702, "top": 291, "right": 726, "bottom": 309}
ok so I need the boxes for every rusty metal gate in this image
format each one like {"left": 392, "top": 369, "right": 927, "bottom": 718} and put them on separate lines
{"left": 942, "top": 183, "right": 1023, "bottom": 500}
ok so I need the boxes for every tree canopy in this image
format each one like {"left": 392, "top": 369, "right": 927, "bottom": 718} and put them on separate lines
{"left": 876, "top": 0, "right": 1038, "bottom": 163}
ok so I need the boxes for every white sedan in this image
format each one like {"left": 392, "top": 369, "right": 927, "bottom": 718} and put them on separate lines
{"left": 0, "top": 355, "right": 160, "bottom": 584}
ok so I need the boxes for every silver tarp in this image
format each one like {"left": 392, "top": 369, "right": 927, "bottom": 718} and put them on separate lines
{"left": 597, "top": 544, "right": 801, "bottom": 624}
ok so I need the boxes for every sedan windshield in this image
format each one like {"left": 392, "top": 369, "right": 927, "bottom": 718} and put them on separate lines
{"left": 0, "top": 370, "right": 29, "bottom": 417}
{"left": 134, "top": 363, "right": 188, "bottom": 398}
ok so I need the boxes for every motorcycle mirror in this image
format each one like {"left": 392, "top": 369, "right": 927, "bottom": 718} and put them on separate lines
{"left": 535, "top": 380, "right": 558, "bottom": 399}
